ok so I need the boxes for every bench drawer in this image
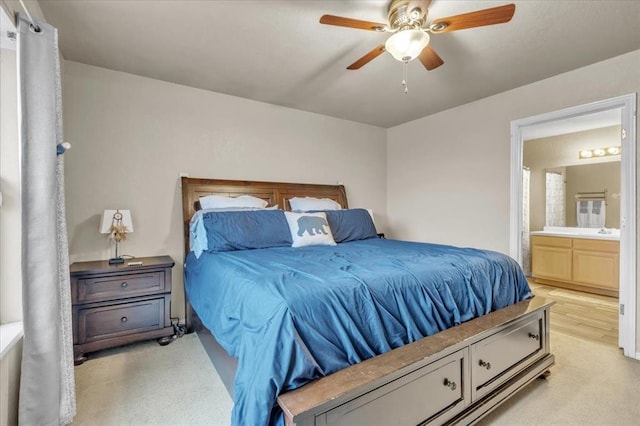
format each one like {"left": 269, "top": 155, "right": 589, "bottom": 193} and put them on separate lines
{"left": 471, "top": 312, "right": 544, "bottom": 400}
{"left": 318, "top": 349, "right": 467, "bottom": 426}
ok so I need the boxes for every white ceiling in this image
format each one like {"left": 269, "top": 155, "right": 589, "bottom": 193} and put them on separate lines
{"left": 38, "top": 0, "right": 640, "bottom": 128}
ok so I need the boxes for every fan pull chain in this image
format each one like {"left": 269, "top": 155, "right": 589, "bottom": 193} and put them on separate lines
{"left": 402, "top": 60, "right": 409, "bottom": 94}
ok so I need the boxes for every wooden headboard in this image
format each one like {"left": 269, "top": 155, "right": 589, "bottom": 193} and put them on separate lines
{"left": 181, "top": 177, "right": 348, "bottom": 256}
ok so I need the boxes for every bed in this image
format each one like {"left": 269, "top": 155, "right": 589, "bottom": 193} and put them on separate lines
{"left": 181, "top": 177, "right": 554, "bottom": 426}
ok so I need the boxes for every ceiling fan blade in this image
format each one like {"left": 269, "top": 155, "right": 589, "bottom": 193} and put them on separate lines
{"left": 347, "top": 44, "right": 386, "bottom": 70}
{"left": 407, "top": 0, "right": 432, "bottom": 21}
{"left": 430, "top": 4, "right": 516, "bottom": 33}
{"left": 418, "top": 45, "right": 444, "bottom": 70}
{"left": 320, "top": 15, "right": 387, "bottom": 31}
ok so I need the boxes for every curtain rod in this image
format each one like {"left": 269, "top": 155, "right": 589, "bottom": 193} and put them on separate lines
{"left": 18, "top": 0, "right": 40, "bottom": 32}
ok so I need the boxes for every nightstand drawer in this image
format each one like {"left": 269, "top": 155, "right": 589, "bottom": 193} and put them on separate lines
{"left": 77, "top": 271, "right": 165, "bottom": 303}
{"left": 78, "top": 298, "right": 166, "bottom": 343}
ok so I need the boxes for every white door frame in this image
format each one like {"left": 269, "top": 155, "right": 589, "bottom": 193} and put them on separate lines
{"left": 509, "top": 94, "right": 637, "bottom": 359}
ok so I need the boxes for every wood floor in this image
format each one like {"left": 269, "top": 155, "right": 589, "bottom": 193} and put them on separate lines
{"left": 529, "top": 281, "right": 619, "bottom": 346}
{"left": 192, "top": 280, "right": 620, "bottom": 348}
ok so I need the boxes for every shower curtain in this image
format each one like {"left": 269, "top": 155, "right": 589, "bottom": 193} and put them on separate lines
{"left": 545, "top": 171, "right": 565, "bottom": 227}
{"left": 17, "top": 14, "right": 76, "bottom": 425}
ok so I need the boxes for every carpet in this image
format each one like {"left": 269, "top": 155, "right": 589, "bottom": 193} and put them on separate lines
{"left": 478, "top": 330, "right": 640, "bottom": 425}
{"left": 73, "top": 333, "right": 232, "bottom": 425}
{"left": 73, "top": 330, "right": 639, "bottom": 425}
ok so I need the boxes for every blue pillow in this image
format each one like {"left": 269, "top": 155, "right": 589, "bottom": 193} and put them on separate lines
{"left": 202, "top": 210, "right": 292, "bottom": 252}
{"left": 324, "top": 209, "right": 377, "bottom": 243}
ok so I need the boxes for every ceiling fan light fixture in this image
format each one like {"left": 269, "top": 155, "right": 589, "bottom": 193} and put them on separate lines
{"left": 385, "top": 28, "right": 429, "bottom": 61}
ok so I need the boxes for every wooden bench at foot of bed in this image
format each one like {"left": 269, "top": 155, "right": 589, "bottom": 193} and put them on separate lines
{"left": 278, "top": 296, "right": 554, "bottom": 426}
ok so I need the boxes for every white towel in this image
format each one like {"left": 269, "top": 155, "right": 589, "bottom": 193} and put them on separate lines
{"left": 576, "top": 200, "right": 606, "bottom": 228}
{"left": 590, "top": 201, "right": 606, "bottom": 228}
{"left": 577, "top": 201, "right": 590, "bottom": 227}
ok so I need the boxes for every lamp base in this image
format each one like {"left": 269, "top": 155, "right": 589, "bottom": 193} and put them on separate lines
{"left": 108, "top": 257, "right": 125, "bottom": 265}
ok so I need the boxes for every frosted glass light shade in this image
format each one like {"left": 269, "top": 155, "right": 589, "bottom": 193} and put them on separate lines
{"left": 385, "top": 29, "right": 430, "bottom": 61}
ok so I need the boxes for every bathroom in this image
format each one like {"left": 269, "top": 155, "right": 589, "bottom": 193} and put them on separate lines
{"left": 522, "top": 117, "right": 621, "bottom": 345}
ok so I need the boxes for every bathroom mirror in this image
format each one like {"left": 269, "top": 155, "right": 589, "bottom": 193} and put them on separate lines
{"left": 523, "top": 125, "right": 621, "bottom": 232}
{"left": 564, "top": 162, "right": 620, "bottom": 228}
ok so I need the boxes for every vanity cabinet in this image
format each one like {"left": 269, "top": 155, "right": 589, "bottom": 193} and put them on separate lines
{"left": 530, "top": 236, "right": 572, "bottom": 282}
{"left": 531, "top": 235, "right": 619, "bottom": 297}
{"left": 572, "top": 239, "right": 619, "bottom": 292}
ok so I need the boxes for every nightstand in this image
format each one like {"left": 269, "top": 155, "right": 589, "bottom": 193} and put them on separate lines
{"left": 70, "top": 255, "right": 175, "bottom": 365}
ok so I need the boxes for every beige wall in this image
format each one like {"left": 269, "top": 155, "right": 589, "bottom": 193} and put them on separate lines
{"left": 523, "top": 126, "right": 621, "bottom": 231}
{"left": 387, "top": 49, "right": 640, "bottom": 352}
{"left": 565, "top": 162, "right": 620, "bottom": 228}
{"left": 0, "top": 45, "right": 22, "bottom": 426}
{"left": 0, "top": 47, "right": 21, "bottom": 323}
{"left": 62, "top": 61, "right": 387, "bottom": 320}
{"left": 0, "top": 6, "right": 22, "bottom": 425}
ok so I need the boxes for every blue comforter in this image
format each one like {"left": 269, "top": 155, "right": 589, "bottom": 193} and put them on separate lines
{"left": 184, "top": 238, "right": 531, "bottom": 426}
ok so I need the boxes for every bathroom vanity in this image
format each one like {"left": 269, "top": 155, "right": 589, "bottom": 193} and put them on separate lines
{"left": 530, "top": 227, "right": 619, "bottom": 297}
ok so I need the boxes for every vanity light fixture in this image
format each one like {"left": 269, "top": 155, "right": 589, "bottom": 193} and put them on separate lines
{"left": 578, "top": 145, "right": 622, "bottom": 160}
{"left": 607, "top": 146, "right": 620, "bottom": 155}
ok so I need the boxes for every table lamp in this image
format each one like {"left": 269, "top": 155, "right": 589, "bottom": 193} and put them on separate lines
{"left": 99, "top": 209, "right": 133, "bottom": 264}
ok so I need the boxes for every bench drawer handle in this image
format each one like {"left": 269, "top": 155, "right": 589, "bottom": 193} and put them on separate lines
{"left": 479, "top": 359, "right": 491, "bottom": 370}
{"left": 120, "top": 316, "right": 128, "bottom": 323}
{"left": 528, "top": 332, "right": 540, "bottom": 341}
{"left": 443, "top": 378, "right": 457, "bottom": 391}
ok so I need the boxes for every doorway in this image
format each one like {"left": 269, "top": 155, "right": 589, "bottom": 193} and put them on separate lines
{"left": 524, "top": 124, "right": 621, "bottom": 346}
{"left": 509, "top": 94, "right": 637, "bottom": 359}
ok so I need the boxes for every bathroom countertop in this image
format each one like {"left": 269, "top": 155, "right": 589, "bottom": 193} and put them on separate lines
{"left": 530, "top": 230, "right": 620, "bottom": 241}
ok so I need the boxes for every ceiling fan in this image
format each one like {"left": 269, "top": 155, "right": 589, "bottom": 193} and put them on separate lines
{"left": 319, "top": 0, "right": 516, "bottom": 72}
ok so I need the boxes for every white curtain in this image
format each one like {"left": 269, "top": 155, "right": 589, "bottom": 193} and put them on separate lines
{"left": 17, "top": 14, "right": 76, "bottom": 425}
{"left": 522, "top": 168, "right": 531, "bottom": 275}
{"left": 545, "top": 171, "right": 565, "bottom": 227}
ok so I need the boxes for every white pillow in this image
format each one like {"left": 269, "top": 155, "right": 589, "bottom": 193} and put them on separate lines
{"left": 284, "top": 212, "right": 336, "bottom": 248}
{"left": 199, "top": 194, "right": 268, "bottom": 209}
{"left": 289, "top": 197, "right": 342, "bottom": 212}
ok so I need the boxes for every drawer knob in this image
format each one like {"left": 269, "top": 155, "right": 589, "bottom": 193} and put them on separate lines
{"left": 121, "top": 282, "right": 128, "bottom": 288}
{"left": 528, "top": 332, "right": 540, "bottom": 341}
{"left": 443, "top": 378, "right": 457, "bottom": 391}
{"left": 120, "top": 316, "right": 128, "bottom": 323}
{"left": 479, "top": 359, "right": 492, "bottom": 370}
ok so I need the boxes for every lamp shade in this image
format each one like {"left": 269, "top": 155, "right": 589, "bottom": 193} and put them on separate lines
{"left": 99, "top": 209, "right": 133, "bottom": 234}
{"left": 385, "top": 29, "right": 430, "bottom": 61}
